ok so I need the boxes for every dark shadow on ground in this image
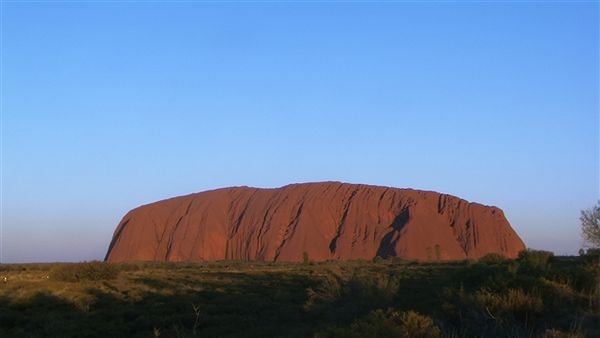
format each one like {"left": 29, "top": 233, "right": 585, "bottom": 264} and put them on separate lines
{"left": 0, "top": 271, "right": 321, "bottom": 338}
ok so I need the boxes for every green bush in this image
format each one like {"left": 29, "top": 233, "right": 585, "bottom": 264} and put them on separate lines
{"left": 518, "top": 249, "right": 554, "bottom": 272}
{"left": 457, "top": 261, "right": 516, "bottom": 291}
{"left": 475, "top": 288, "right": 544, "bottom": 320}
{"left": 372, "top": 256, "right": 385, "bottom": 263}
{"left": 304, "top": 269, "right": 401, "bottom": 312}
{"left": 395, "top": 310, "right": 440, "bottom": 338}
{"left": 543, "top": 328, "right": 585, "bottom": 338}
{"left": 442, "top": 286, "right": 546, "bottom": 335}
{"left": 580, "top": 248, "right": 600, "bottom": 264}
{"left": 318, "top": 309, "right": 440, "bottom": 338}
{"left": 479, "top": 253, "right": 507, "bottom": 264}
{"left": 346, "top": 270, "right": 401, "bottom": 302}
{"left": 390, "top": 257, "right": 405, "bottom": 264}
{"left": 50, "top": 261, "right": 120, "bottom": 282}
{"left": 304, "top": 273, "right": 344, "bottom": 311}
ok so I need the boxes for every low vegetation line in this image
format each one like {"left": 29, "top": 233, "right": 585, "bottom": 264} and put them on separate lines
{"left": 0, "top": 251, "right": 598, "bottom": 337}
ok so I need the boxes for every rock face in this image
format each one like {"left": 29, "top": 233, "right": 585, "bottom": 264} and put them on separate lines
{"left": 105, "top": 182, "right": 525, "bottom": 262}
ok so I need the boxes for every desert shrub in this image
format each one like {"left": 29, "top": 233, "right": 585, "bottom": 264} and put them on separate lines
{"left": 443, "top": 286, "right": 545, "bottom": 335}
{"left": 395, "top": 310, "right": 441, "bottom": 338}
{"left": 50, "top": 261, "right": 120, "bottom": 282}
{"left": 538, "top": 278, "right": 577, "bottom": 305}
{"left": 317, "top": 309, "right": 440, "bottom": 338}
{"left": 518, "top": 249, "right": 554, "bottom": 272}
{"left": 0, "top": 264, "right": 52, "bottom": 272}
{"left": 372, "top": 256, "right": 385, "bottom": 263}
{"left": 475, "top": 288, "right": 544, "bottom": 321}
{"left": 543, "top": 328, "right": 586, "bottom": 338}
{"left": 479, "top": 253, "right": 507, "bottom": 264}
{"left": 390, "top": 257, "right": 405, "bottom": 264}
{"left": 581, "top": 248, "right": 600, "bottom": 256}
{"left": 457, "top": 261, "right": 516, "bottom": 291}
{"left": 304, "top": 268, "right": 402, "bottom": 318}
{"left": 304, "top": 273, "right": 344, "bottom": 311}
{"left": 560, "top": 262, "right": 600, "bottom": 294}
{"left": 580, "top": 248, "right": 600, "bottom": 264}
{"left": 346, "top": 270, "right": 401, "bottom": 302}
{"left": 117, "top": 263, "right": 142, "bottom": 272}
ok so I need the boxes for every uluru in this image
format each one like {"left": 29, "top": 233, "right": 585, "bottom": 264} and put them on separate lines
{"left": 105, "top": 182, "right": 525, "bottom": 262}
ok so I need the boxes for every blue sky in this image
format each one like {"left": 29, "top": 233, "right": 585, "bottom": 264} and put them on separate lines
{"left": 1, "top": 1, "right": 598, "bottom": 263}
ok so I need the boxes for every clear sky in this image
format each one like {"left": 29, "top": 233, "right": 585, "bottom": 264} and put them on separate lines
{"left": 1, "top": 1, "right": 598, "bottom": 263}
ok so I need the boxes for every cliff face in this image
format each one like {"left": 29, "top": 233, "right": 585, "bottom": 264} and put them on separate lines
{"left": 105, "top": 182, "right": 525, "bottom": 262}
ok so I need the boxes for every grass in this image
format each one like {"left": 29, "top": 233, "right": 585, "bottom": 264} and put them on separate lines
{"left": 0, "top": 253, "right": 598, "bottom": 337}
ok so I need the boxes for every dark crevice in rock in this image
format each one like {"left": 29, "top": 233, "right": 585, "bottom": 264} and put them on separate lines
{"left": 274, "top": 201, "right": 305, "bottom": 261}
{"left": 329, "top": 189, "right": 359, "bottom": 254}
{"left": 165, "top": 200, "right": 194, "bottom": 260}
{"left": 256, "top": 192, "right": 280, "bottom": 257}
{"left": 376, "top": 187, "right": 390, "bottom": 224}
{"left": 376, "top": 208, "right": 410, "bottom": 258}
{"left": 229, "top": 189, "right": 258, "bottom": 238}
{"left": 438, "top": 194, "right": 447, "bottom": 214}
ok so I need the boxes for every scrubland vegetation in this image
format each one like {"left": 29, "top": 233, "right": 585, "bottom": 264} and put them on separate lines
{"left": 0, "top": 251, "right": 598, "bottom": 337}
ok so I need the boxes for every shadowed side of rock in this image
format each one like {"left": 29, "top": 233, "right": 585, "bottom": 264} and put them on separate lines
{"left": 105, "top": 182, "right": 526, "bottom": 262}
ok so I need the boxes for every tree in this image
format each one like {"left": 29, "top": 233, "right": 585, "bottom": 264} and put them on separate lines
{"left": 580, "top": 201, "right": 600, "bottom": 248}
